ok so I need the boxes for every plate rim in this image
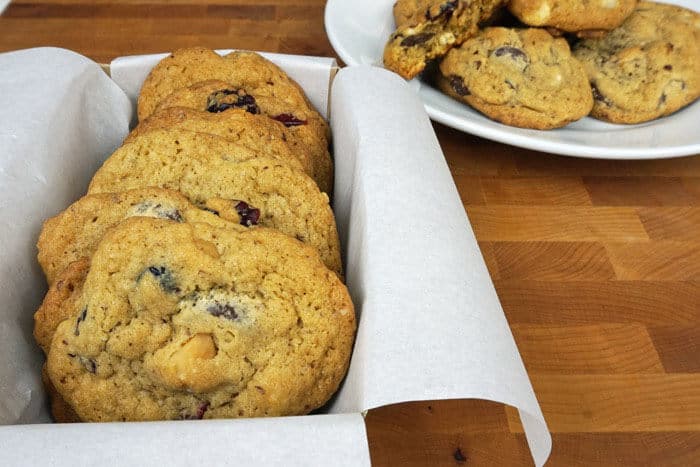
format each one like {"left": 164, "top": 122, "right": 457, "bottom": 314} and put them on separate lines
{"left": 324, "top": 0, "right": 700, "bottom": 160}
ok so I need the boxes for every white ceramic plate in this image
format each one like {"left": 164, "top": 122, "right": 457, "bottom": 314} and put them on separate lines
{"left": 325, "top": 0, "right": 700, "bottom": 159}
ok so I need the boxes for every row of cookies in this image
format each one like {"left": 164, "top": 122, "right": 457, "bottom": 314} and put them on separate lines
{"left": 34, "top": 48, "right": 356, "bottom": 422}
{"left": 385, "top": 1, "right": 700, "bottom": 129}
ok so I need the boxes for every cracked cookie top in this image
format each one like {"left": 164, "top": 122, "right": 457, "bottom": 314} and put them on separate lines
{"left": 508, "top": 0, "right": 638, "bottom": 34}
{"left": 438, "top": 27, "right": 593, "bottom": 129}
{"left": 46, "top": 217, "right": 355, "bottom": 422}
{"left": 87, "top": 129, "right": 341, "bottom": 275}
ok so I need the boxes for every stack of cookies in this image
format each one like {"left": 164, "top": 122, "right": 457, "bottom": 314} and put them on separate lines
{"left": 34, "top": 48, "right": 356, "bottom": 423}
{"left": 384, "top": 1, "right": 700, "bottom": 129}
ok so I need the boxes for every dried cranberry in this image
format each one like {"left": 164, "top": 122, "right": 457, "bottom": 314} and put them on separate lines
{"left": 272, "top": 113, "right": 307, "bottom": 127}
{"left": 181, "top": 401, "right": 210, "bottom": 420}
{"left": 206, "top": 89, "right": 260, "bottom": 114}
{"left": 234, "top": 201, "right": 260, "bottom": 226}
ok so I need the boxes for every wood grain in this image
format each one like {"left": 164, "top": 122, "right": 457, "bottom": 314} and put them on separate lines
{"left": 3, "top": 1, "right": 700, "bottom": 465}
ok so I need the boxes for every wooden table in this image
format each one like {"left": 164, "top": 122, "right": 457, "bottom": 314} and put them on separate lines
{"left": 2, "top": 1, "right": 699, "bottom": 465}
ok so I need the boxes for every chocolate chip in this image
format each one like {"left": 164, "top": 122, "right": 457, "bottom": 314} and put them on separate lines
{"left": 234, "top": 200, "right": 260, "bottom": 227}
{"left": 74, "top": 308, "right": 87, "bottom": 336}
{"left": 664, "top": 64, "right": 673, "bottom": 71}
{"left": 272, "top": 113, "right": 307, "bottom": 127}
{"left": 400, "top": 32, "right": 434, "bottom": 47}
{"left": 493, "top": 46, "right": 528, "bottom": 62}
{"left": 448, "top": 75, "right": 470, "bottom": 96}
{"left": 207, "top": 301, "right": 238, "bottom": 320}
{"left": 144, "top": 266, "right": 180, "bottom": 293}
{"left": 591, "top": 85, "right": 612, "bottom": 106}
{"left": 206, "top": 89, "right": 260, "bottom": 114}
{"left": 425, "top": 0, "right": 458, "bottom": 21}
{"left": 80, "top": 357, "right": 96, "bottom": 374}
{"left": 164, "top": 209, "right": 183, "bottom": 222}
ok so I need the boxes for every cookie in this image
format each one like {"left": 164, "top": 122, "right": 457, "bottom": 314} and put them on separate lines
{"left": 37, "top": 188, "right": 236, "bottom": 286}
{"left": 137, "top": 48, "right": 328, "bottom": 138}
{"left": 46, "top": 217, "right": 355, "bottom": 422}
{"left": 35, "top": 258, "right": 90, "bottom": 354}
{"left": 508, "top": 0, "right": 637, "bottom": 35}
{"left": 154, "top": 81, "right": 332, "bottom": 195}
{"left": 42, "top": 365, "right": 81, "bottom": 423}
{"left": 383, "top": 0, "right": 505, "bottom": 79}
{"left": 573, "top": 2, "right": 700, "bottom": 124}
{"left": 87, "top": 130, "right": 342, "bottom": 276}
{"left": 438, "top": 27, "right": 593, "bottom": 129}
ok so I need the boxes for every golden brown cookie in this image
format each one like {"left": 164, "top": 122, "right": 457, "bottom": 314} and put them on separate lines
{"left": 508, "top": 0, "right": 637, "bottom": 35}
{"left": 46, "top": 218, "right": 355, "bottom": 422}
{"left": 42, "top": 365, "right": 81, "bottom": 423}
{"left": 573, "top": 1, "right": 700, "bottom": 124}
{"left": 438, "top": 27, "right": 593, "bottom": 129}
{"left": 37, "top": 188, "right": 235, "bottom": 286}
{"left": 383, "top": 0, "right": 505, "bottom": 79}
{"left": 34, "top": 259, "right": 90, "bottom": 354}
{"left": 153, "top": 81, "right": 332, "bottom": 195}
{"left": 87, "top": 130, "right": 342, "bottom": 276}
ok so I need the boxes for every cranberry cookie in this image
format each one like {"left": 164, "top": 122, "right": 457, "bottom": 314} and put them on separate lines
{"left": 46, "top": 218, "right": 355, "bottom": 421}
{"left": 87, "top": 130, "right": 342, "bottom": 275}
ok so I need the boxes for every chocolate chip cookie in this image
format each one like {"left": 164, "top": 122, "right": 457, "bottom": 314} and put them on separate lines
{"left": 383, "top": 0, "right": 505, "bottom": 79}
{"left": 508, "top": 0, "right": 637, "bottom": 35}
{"left": 438, "top": 27, "right": 593, "bottom": 129}
{"left": 573, "top": 1, "right": 700, "bottom": 124}
{"left": 87, "top": 130, "right": 342, "bottom": 275}
{"left": 45, "top": 217, "right": 355, "bottom": 422}
{"left": 37, "top": 187, "right": 237, "bottom": 286}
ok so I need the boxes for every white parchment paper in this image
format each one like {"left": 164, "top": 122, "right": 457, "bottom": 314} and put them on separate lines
{"left": 0, "top": 47, "right": 549, "bottom": 466}
{"left": 330, "top": 66, "right": 551, "bottom": 466}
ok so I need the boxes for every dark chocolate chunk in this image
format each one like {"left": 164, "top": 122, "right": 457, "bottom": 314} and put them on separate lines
{"left": 663, "top": 64, "right": 673, "bottom": 71}
{"left": 425, "top": 0, "right": 458, "bottom": 21}
{"left": 449, "top": 75, "right": 470, "bottom": 96}
{"left": 207, "top": 301, "right": 239, "bottom": 321}
{"left": 591, "top": 85, "right": 612, "bottom": 106}
{"left": 493, "top": 46, "right": 528, "bottom": 61}
{"left": 74, "top": 308, "right": 87, "bottom": 336}
{"left": 206, "top": 89, "right": 260, "bottom": 114}
{"left": 164, "top": 209, "right": 183, "bottom": 222}
{"left": 144, "top": 266, "right": 180, "bottom": 293}
{"left": 203, "top": 207, "right": 220, "bottom": 216}
{"left": 400, "top": 32, "right": 434, "bottom": 47}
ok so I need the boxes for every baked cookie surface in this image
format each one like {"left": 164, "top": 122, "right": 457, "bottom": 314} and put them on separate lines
{"left": 573, "top": 1, "right": 700, "bottom": 124}
{"left": 152, "top": 81, "right": 332, "bottom": 194}
{"left": 508, "top": 0, "right": 637, "bottom": 34}
{"left": 438, "top": 27, "right": 593, "bottom": 129}
{"left": 37, "top": 187, "right": 234, "bottom": 286}
{"left": 46, "top": 218, "right": 355, "bottom": 422}
{"left": 88, "top": 130, "right": 342, "bottom": 275}
{"left": 384, "top": 0, "right": 504, "bottom": 79}
{"left": 137, "top": 48, "right": 328, "bottom": 136}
